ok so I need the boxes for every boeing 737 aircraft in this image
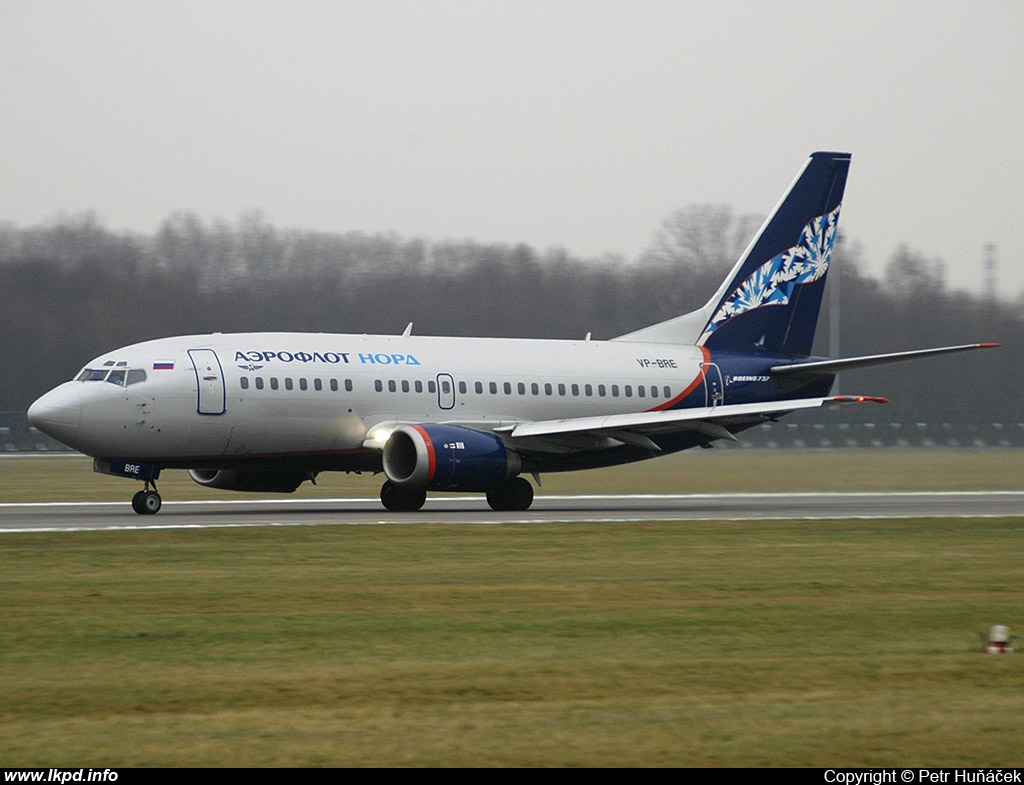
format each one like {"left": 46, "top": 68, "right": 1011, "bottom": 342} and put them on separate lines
{"left": 28, "top": 152, "right": 995, "bottom": 514}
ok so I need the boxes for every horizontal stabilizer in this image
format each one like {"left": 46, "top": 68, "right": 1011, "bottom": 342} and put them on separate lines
{"left": 771, "top": 343, "right": 999, "bottom": 378}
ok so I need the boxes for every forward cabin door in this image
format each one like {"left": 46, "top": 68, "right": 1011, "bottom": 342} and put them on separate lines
{"left": 188, "top": 349, "right": 226, "bottom": 415}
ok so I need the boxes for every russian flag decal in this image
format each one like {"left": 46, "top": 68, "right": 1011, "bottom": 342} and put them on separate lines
{"left": 153, "top": 360, "right": 175, "bottom": 370}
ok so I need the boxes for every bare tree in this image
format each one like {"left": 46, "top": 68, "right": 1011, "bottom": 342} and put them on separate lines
{"left": 643, "top": 204, "right": 763, "bottom": 273}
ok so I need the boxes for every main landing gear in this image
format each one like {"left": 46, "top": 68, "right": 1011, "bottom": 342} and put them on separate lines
{"left": 486, "top": 477, "right": 534, "bottom": 512}
{"left": 380, "top": 481, "right": 427, "bottom": 512}
{"left": 379, "top": 477, "right": 535, "bottom": 513}
{"left": 131, "top": 481, "right": 162, "bottom": 515}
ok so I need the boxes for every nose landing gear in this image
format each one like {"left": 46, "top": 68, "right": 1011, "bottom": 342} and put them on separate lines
{"left": 131, "top": 481, "right": 162, "bottom": 515}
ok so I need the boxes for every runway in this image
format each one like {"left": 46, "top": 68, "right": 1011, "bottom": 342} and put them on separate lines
{"left": 3, "top": 491, "right": 1024, "bottom": 532}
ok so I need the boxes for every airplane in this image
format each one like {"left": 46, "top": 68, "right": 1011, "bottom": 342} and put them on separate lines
{"left": 27, "top": 152, "right": 996, "bottom": 515}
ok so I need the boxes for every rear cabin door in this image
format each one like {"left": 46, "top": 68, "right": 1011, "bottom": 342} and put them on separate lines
{"left": 701, "top": 362, "right": 725, "bottom": 409}
{"left": 189, "top": 349, "right": 226, "bottom": 415}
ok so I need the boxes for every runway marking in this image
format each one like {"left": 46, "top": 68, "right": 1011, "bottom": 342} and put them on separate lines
{"left": 4, "top": 490, "right": 1024, "bottom": 509}
{"left": 3, "top": 492, "right": 1024, "bottom": 534}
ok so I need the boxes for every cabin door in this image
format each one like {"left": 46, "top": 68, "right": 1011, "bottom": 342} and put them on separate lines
{"left": 701, "top": 362, "right": 725, "bottom": 409}
{"left": 188, "top": 349, "right": 226, "bottom": 415}
{"left": 436, "top": 373, "right": 456, "bottom": 410}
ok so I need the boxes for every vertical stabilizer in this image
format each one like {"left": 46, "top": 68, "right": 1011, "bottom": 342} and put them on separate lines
{"left": 614, "top": 152, "right": 851, "bottom": 356}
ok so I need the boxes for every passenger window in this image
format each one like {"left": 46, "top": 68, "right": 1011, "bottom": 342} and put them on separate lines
{"left": 458, "top": 381, "right": 467, "bottom": 394}
{"left": 663, "top": 386, "right": 671, "bottom": 398}
{"left": 270, "top": 377, "right": 279, "bottom": 390}
{"left": 313, "top": 378, "right": 322, "bottom": 391}
{"left": 415, "top": 380, "right": 423, "bottom": 393}
{"left": 598, "top": 384, "right": 606, "bottom": 397}
{"left": 611, "top": 385, "right": 619, "bottom": 397}
{"left": 345, "top": 379, "right": 353, "bottom": 392}
{"left": 285, "top": 378, "right": 294, "bottom": 391}
{"left": 428, "top": 381, "right": 437, "bottom": 393}
{"left": 388, "top": 380, "right": 397, "bottom": 393}
{"left": 240, "top": 377, "right": 250, "bottom": 390}
{"left": 330, "top": 378, "right": 338, "bottom": 392}
{"left": 402, "top": 380, "right": 410, "bottom": 393}
{"left": 504, "top": 382, "right": 512, "bottom": 395}
{"left": 490, "top": 382, "right": 498, "bottom": 394}
{"left": 374, "top": 380, "right": 383, "bottom": 392}
{"left": 624, "top": 385, "right": 632, "bottom": 398}
{"left": 518, "top": 382, "right": 526, "bottom": 395}
{"left": 475, "top": 381, "right": 483, "bottom": 394}
{"left": 299, "top": 378, "right": 308, "bottom": 391}
{"left": 531, "top": 383, "right": 539, "bottom": 396}
{"left": 255, "top": 377, "right": 265, "bottom": 390}
{"left": 585, "top": 384, "right": 593, "bottom": 396}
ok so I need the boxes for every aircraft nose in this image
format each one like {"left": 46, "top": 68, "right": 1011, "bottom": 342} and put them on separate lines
{"left": 27, "top": 384, "right": 82, "bottom": 445}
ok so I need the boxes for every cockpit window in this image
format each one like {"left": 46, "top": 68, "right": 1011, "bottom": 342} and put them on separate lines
{"left": 76, "top": 367, "right": 148, "bottom": 386}
{"left": 77, "top": 369, "right": 109, "bottom": 382}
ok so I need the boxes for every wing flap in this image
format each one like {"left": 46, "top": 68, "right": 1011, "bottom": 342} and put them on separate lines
{"left": 502, "top": 395, "right": 887, "bottom": 445}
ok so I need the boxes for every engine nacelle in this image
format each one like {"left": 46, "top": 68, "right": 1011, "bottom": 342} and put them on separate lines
{"left": 382, "top": 424, "right": 521, "bottom": 491}
{"left": 188, "top": 469, "right": 309, "bottom": 493}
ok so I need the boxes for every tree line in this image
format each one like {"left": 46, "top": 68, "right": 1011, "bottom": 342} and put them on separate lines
{"left": 1, "top": 210, "right": 1018, "bottom": 424}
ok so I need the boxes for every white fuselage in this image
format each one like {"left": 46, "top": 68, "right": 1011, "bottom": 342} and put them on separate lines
{"left": 31, "top": 331, "right": 715, "bottom": 466}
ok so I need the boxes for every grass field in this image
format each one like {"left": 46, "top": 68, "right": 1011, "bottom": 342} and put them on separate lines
{"left": 1, "top": 451, "right": 1023, "bottom": 766}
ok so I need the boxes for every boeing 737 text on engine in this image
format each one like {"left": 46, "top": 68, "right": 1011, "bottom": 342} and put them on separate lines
{"left": 27, "top": 152, "right": 996, "bottom": 514}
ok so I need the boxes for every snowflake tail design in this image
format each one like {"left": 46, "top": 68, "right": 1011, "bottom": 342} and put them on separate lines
{"left": 700, "top": 205, "right": 840, "bottom": 342}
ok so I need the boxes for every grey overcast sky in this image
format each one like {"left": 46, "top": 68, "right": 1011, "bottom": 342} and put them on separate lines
{"left": 2, "top": 1, "right": 1021, "bottom": 296}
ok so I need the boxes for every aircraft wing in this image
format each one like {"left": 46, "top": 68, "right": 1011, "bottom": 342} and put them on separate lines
{"left": 494, "top": 395, "right": 887, "bottom": 453}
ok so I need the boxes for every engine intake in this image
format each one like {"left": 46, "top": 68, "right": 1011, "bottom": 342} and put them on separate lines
{"left": 188, "top": 469, "right": 309, "bottom": 493}
{"left": 382, "top": 424, "right": 521, "bottom": 491}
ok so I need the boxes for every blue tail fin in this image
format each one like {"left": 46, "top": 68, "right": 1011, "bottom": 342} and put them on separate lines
{"left": 614, "top": 151, "right": 851, "bottom": 356}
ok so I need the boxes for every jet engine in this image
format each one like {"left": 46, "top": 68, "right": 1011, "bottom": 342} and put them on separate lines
{"left": 188, "top": 469, "right": 310, "bottom": 493}
{"left": 382, "top": 424, "right": 521, "bottom": 491}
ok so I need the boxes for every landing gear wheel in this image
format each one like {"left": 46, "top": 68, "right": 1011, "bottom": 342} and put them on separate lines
{"left": 380, "top": 481, "right": 427, "bottom": 512}
{"left": 131, "top": 489, "right": 162, "bottom": 515}
{"left": 486, "top": 477, "right": 534, "bottom": 512}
